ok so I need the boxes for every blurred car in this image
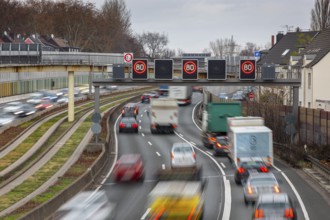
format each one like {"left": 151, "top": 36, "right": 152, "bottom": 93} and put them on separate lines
{"left": 213, "top": 136, "right": 229, "bottom": 156}
{"left": 26, "top": 93, "right": 44, "bottom": 105}
{"left": 121, "top": 103, "right": 138, "bottom": 118}
{"left": 192, "top": 86, "right": 203, "bottom": 93}
{"left": 234, "top": 157, "right": 269, "bottom": 185}
{"left": 14, "top": 104, "right": 36, "bottom": 117}
{"left": 35, "top": 100, "right": 54, "bottom": 111}
{"left": 57, "top": 95, "right": 69, "bottom": 104}
{"left": 252, "top": 193, "right": 297, "bottom": 220}
{"left": 113, "top": 154, "right": 145, "bottom": 182}
{"left": 171, "top": 142, "right": 197, "bottom": 169}
{"left": 119, "top": 117, "right": 138, "bottom": 133}
{"left": 55, "top": 190, "right": 114, "bottom": 220}
{"left": 218, "top": 92, "right": 229, "bottom": 99}
{"left": 0, "top": 113, "right": 16, "bottom": 127}
{"left": 3, "top": 101, "right": 24, "bottom": 114}
{"left": 243, "top": 172, "right": 280, "bottom": 205}
{"left": 148, "top": 91, "right": 159, "bottom": 98}
{"left": 141, "top": 93, "right": 151, "bottom": 103}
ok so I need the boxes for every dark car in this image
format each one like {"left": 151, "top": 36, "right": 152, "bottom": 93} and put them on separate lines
{"left": 119, "top": 117, "right": 138, "bottom": 133}
{"left": 113, "top": 154, "right": 145, "bottom": 182}
{"left": 234, "top": 158, "right": 269, "bottom": 185}
{"left": 121, "top": 103, "right": 138, "bottom": 118}
{"left": 141, "top": 93, "right": 151, "bottom": 103}
{"left": 213, "top": 136, "right": 229, "bottom": 156}
{"left": 14, "top": 104, "right": 36, "bottom": 117}
{"left": 252, "top": 193, "right": 297, "bottom": 220}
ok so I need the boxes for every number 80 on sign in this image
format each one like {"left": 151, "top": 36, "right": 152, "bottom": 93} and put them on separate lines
{"left": 132, "top": 59, "right": 148, "bottom": 80}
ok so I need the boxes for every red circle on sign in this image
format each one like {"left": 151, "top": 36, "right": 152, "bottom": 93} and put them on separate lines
{"left": 124, "top": 53, "right": 133, "bottom": 62}
{"left": 241, "top": 61, "right": 255, "bottom": 74}
{"left": 184, "top": 61, "right": 197, "bottom": 74}
{"left": 133, "top": 61, "right": 146, "bottom": 74}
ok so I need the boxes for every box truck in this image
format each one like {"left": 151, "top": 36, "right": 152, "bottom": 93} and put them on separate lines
{"left": 150, "top": 98, "right": 178, "bottom": 134}
{"left": 227, "top": 117, "right": 273, "bottom": 167}
{"left": 169, "top": 86, "right": 193, "bottom": 106}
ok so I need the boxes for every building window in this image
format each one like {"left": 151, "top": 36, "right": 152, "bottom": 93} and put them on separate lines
{"left": 308, "top": 102, "right": 311, "bottom": 108}
{"left": 299, "top": 101, "right": 302, "bottom": 106}
{"left": 308, "top": 73, "right": 311, "bottom": 89}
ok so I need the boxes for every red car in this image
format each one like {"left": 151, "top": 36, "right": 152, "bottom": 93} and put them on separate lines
{"left": 35, "top": 100, "right": 53, "bottom": 111}
{"left": 113, "top": 154, "right": 145, "bottom": 182}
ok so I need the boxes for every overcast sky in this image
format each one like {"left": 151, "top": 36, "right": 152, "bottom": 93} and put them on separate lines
{"left": 89, "top": 0, "right": 315, "bottom": 53}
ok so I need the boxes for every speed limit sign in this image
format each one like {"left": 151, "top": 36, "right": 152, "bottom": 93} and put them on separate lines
{"left": 240, "top": 59, "right": 256, "bottom": 80}
{"left": 132, "top": 59, "right": 148, "bottom": 79}
{"left": 182, "top": 59, "right": 198, "bottom": 80}
{"left": 123, "top": 52, "right": 133, "bottom": 63}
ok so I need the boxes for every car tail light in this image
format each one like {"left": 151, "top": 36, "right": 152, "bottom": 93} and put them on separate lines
{"left": 273, "top": 185, "right": 280, "bottom": 193}
{"left": 36, "top": 104, "right": 42, "bottom": 109}
{"left": 121, "top": 109, "right": 125, "bottom": 114}
{"left": 259, "top": 166, "right": 268, "bottom": 172}
{"left": 119, "top": 123, "right": 125, "bottom": 129}
{"left": 141, "top": 95, "right": 144, "bottom": 99}
{"left": 171, "top": 152, "right": 174, "bottom": 159}
{"left": 254, "top": 209, "right": 264, "bottom": 218}
{"left": 284, "top": 208, "right": 294, "bottom": 218}
{"left": 237, "top": 167, "right": 245, "bottom": 174}
{"left": 247, "top": 186, "right": 254, "bottom": 194}
{"left": 132, "top": 123, "right": 138, "bottom": 129}
{"left": 192, "top": 152, "right": 196, "bottom": 159}
{"left": 172, "top": 124, "right": 177, "bottom": 129}
{"left": 209, "top": 137, "right": 216, "bottom": 143}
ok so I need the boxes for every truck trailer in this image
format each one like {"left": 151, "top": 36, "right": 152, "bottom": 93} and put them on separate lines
{"left": 201, "top": 102, "right": 242, "bottom": 148}
{"left": 169, "top": 86, "right": 193, "bottom": 106}
{"left": 150, "top": 98, "right": 178, "bottom": 134}
{"left": 227, "top": 117, "right": 273, "bottom": 167}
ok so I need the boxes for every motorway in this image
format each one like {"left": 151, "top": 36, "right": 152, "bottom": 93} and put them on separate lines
{"left": 98, "top": 92, "right": 329, "bottom": 220}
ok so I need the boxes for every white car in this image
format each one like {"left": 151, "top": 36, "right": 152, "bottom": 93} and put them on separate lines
{"left": 55, "top": 190, "right": 114, "bottom": 220}
{"left": 0, "top": 113, "right": 16, "bottom": 127}
{"left": 3, "top": 101, "right": 24, "bottom": 113}
{"left": 171, "top": 142, "right": 197, "bottom": 168}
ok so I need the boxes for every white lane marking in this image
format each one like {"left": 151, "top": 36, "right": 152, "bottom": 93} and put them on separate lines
{"left": 96, "top": 112, "right": 121, "bottom": 190}
{"left": 141, "top": 208, "right": 151, "bottom": 220}
{"left": 139, "top": 120, "right": 141, "bottom": 123}
{"left": 206, "top": 151, "right": 213, "bottom": 156}
{"left": 273, "top": 165, "right": 310, "bottom": 220}
{"left": 178, "top": 133, "right": 183, "bottom": 137}
{"left": 139, "top": 126, "right": 141, "bottom": 129}
{"left": 156, "top": 152, "right": 161, "bottom": 157}
{"left": 162, "top": 164, "right": 165, "bottom": 170}
{"left": 190, "top": 141, "right": 196, "bottom": 146}
{"left": 142, "top": 133, "right": 145, "bottom": 137}
{"left": 191, "top": 100, "right": 231, "bottom": 220}
{"left": 144, "top": 109, "right": 147, "bottom": 112}
{"left": 148, "top": 141, "right": 152, "bottom": 146}
{"left": 140, "top": 114, "right": 143, "bottom": 117}
{"left": 222, "top": 177, "right": 231, "bottom": 220}
{"left": 192, "top": 100, "right": 202, "bottom": 131}
{"left": 221, "top": 162, "right": 226, "bottom": 168}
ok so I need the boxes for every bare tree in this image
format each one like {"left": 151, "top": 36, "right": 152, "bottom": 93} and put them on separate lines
{"left": 240, "top": 42, "right": 260, "bottom": 56}
{"left": 311, "top": 0, "right": 330, "bottom": 31}
{"left": 209, "top": 36, "right": 238, "bottom": 58}
{"left": 137, "top": 32, "right": 169, "bottom": 59}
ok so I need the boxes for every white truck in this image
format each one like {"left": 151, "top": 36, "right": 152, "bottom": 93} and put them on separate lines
{"left": 150, "top": 98, "right": 178, "bottom": 134}
{"left": 169, "top": 86, "right": 193, "bottom": 106}
{"left": 227, "top": 117, "right": 273, "bottom": 167}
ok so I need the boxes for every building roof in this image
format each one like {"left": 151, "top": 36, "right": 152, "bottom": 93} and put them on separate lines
{"left": 258, "top": 31, "right": 318, "bottom": 66}
{"left": 302, "top": 28, "right": 330, "bottom": 68}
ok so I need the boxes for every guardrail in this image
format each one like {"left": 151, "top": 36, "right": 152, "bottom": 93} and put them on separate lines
{"left": 304, "top": 154, "right": 330, "bottom": 181}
